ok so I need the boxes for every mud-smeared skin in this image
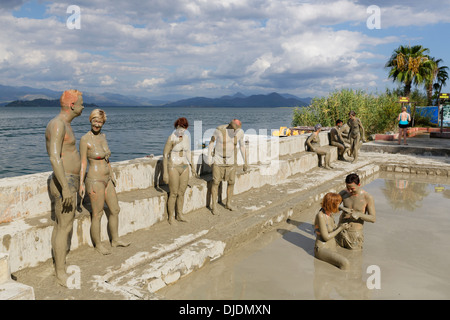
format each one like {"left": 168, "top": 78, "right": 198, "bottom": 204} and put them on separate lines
{"left": 336, "top": 174, "right": 376, "bottom": 250}
{"left": 207, "top": 120, "right": 248, "bottom": 215}
{"left": 45, "top": 90, "right": 84, "bottom": 287}
{"left": 79, "top": 109, "right": 130, "bottom": 256}
{"left": 162, "top": 118, "right": 197, "bottom": 224}
{"left": 347, "top": 111, "right": 366, "bottom": 163}
{"left": 306, "top": 127, "right": 333, "bottom": 169}
{"left": 314, "top": 193, "right": 350, "bottom": 270}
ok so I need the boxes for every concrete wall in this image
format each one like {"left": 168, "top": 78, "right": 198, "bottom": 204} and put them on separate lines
{"left": 0, "top": 132, "right": 333, "bottom": 273}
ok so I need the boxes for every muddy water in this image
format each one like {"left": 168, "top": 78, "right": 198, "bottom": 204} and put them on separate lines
{"left": 158, "top": 176, "right": 450, "bottom": 300}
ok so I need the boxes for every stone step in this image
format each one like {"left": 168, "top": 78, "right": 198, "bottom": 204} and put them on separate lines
{"left": 1, "top": 150, "right": 333, "bottom": 274}
{"left": 87, "top": 160, "right": 379, "bottom": 299}
{"left": 0, "top": 253, "right": 35, "bottom": 300}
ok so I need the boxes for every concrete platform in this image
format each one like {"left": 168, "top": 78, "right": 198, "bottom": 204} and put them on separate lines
{"left": 363, "top": 132, "right": 450, "bottom": 157}
{"left": 11, "top": 147, "right": 450, "bottom": 300}
{"left": 0, "top": 254, "right": 35, "bottom": 300}
{"left": 2, "top": 132, "right": 450, "bottom": 300}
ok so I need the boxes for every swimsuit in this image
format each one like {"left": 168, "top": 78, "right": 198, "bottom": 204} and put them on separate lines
{"left": 399, "top": 113, "right": 410, "bottom": 128}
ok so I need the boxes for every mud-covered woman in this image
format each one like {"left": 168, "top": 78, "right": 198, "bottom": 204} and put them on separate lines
{"left": 79, "top": 109, "right": 130, "bottom": 255}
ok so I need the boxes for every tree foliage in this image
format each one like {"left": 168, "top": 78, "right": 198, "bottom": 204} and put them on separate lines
{"left": 292, "top": 88, "right": 400, "bottom": 136}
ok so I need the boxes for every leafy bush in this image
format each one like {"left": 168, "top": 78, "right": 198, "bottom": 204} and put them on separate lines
{"left": 292, "top": 88, "right": 400, "bottom": 136}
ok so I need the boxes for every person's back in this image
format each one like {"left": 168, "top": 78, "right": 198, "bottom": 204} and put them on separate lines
{"left": 398, "top": 110, "right": 410, "bottom": 125}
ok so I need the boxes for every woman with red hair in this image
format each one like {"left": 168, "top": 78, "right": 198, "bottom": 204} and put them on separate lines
{"left": 314, "top": 192, "right": 350, "bottom": 270}
{"left": 163, "top": 117, "right": 197, "bottom": 224}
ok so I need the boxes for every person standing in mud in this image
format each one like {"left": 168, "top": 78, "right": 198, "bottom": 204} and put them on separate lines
{"left": 306, "top": 124, "right": 333, "bottom": 169}
{"left": 79, "top": 109, "right": 130, "bottom": 255}
{"left": 163, "top": 117, "right": 197, "bottom": 224}
{"left": 336, "top": 173, "right": 376, "bottom": 250}
{"left": 314, "top": 192, "right": 351, "bottom": 270}
{"left": 45, "top": 89, "right": 84, "bottom": 287}
{"left": 329, "top": 119, "right": 349, "bottom": 161}
{"left": 207, "top": 119, "right": 248, "bottom": 215}
{"left": 347, "top": 111, "right": 365, "bottom": 163}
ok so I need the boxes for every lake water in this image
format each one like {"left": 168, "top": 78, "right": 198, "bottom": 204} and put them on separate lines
{"left": 158, "top": 176, "right": 450, "bottom": 300}
{"left": 0, "top": 106, "right": 295, "bottom": 179}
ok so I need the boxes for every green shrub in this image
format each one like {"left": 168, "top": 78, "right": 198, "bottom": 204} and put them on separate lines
{"left": 292, "top": 88, "right": 400, "bottom": 136}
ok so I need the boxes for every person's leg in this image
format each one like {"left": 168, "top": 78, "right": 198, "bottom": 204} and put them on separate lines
{"left": 87, "top": 180, "right": 110, "bottom": 255}
{"left": 167, "top": 167, "right": 180, "bottom": 224}
{"left": 316, "top": 147, "right": 333, "bottom": 169}
{"left": 398, "top": 128, "right": 404, "bottom": 145}
{"left": 105, "top": 180, "right": 130, "bottom": 247}
{"left": 351, "top": 135, "right": 361, "bottom": 163}
{"left": 331, "top": 142, "right": 345, "bottom": 160}
{"left": 315, "top": 247, "right": 350, "bottom": 270}
{"left": 225, "top": 166, "right": 236, "bottom": 210}
{"left": 176, "top": 166, "right": 189, "bottom": 222}
{"left": 50, "top": 176, "right": 77, "bottom": 286}
{"left": 50, "top": 175, "right": 78, "bottom": 286}
{"left": 403, "top": 128, "right": 408, "bottom": 144}
{"left": 210, "top": 165, "right": 222, "bottom": 214}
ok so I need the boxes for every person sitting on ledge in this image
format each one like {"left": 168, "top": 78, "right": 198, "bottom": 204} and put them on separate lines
{"left": 329, "top": 119, "right": 350, "bottom": 161}
{"left": 306, "top": 123, "right": 333, "bottom": 169}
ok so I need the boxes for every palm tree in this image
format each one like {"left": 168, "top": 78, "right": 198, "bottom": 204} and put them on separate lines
{"left": 385, "top": 45, "right": 432, "bottom": 97}
{"left": 424, "top": 57, "right": 449, "bottom": 105}
{"left": 431, "top": 59, "right": 449, "bottom": 105}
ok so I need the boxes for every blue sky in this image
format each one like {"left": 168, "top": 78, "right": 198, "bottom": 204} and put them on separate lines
{"left": 1, "top": 0, "right": 450, "bottom": 100}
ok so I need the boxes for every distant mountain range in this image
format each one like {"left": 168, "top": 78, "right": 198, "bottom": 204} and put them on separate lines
{"left": 5, "top": 98, "right": 101, "bottom": 108}
{"left": 0, "top": 84, "right": 312, "bottom": 108}
{"left": 0, "top": 84, "right": 169, "bottom": 107}
{"left": 163, "top": 92, "right": 311, "bottom": 108}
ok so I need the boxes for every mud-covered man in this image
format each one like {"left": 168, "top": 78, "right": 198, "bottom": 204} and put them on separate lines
{"left": 207, "top": 119, "right": 248, "bottom": 215}
{"left": 45, "top": 89, "right": 84, "bottom": 287}
{"left": 336, "top": 173, "right": 376, "bottom": 250}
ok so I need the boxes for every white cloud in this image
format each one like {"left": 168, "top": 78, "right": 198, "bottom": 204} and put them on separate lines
{"left": 100, "top": 75, "right": 116, "bottom": 86}
{"left": 136, "top": 78, "right": 166, "bottom": 88}
{"left": 0, "top": 0, "right": 449, "bottom": 98}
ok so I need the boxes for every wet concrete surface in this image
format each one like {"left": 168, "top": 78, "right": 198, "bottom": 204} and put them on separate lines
{"left": 10, "top": 134, "right": 450, "bottom": 300}
{"left": 363, "top": 132, "right": 450, "bottom": 156}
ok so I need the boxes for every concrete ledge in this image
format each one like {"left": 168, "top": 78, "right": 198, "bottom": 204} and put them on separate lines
{"left": 361, "top": 143, "right": 450, "bottom": 157}
{"left": 430, "top": 132, "right": 450, "bottom": 139}
{"left": 0, "top": 132, "right": 331, "bottom": 224}
{"left": 0, "top": 253, "right": 35, "bottom": 300}
{"left": 1, "top": 138, "right": 336, "bottom": 273}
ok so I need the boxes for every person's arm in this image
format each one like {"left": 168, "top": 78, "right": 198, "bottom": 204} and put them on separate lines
{"left": 207, "top": 131, "right": 217, "bottom": 166}
{"left": 317, "top": 213, "right": 349, "bottom": 242}
{"left": 359, "top": 118, "right": 366, "bottom": 142}
{"left": 337, "top": 129, "right": 346, "bottom": 145}
{"left": 48, "top": 120, "right": 73, "bottom": 209}
{"left": 185, "top": 135, "right": 197, "bottom": 177}
{"left": 79, "top": 135, "right": 88, "bottom": 198}
{"left": 162, "top": 136, "right": 172, "bottom": 184}
{"left": 103, "top": 135, "right": 116, "bottom": 187}
{"left": 238, "top": 131, "right": 248, "bottom": 171}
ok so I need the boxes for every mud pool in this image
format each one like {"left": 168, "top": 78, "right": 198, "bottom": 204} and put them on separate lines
{"left": 158, "top": 175, "right": 450, "bottom": 300}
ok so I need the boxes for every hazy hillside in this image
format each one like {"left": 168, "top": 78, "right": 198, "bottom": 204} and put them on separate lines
{"left": 0, "top": 84, "right": 312, "bottom": 108}
{"left": 163, "top": 92, "right": 309, "bottom": 108}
